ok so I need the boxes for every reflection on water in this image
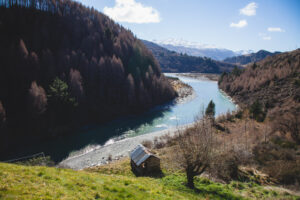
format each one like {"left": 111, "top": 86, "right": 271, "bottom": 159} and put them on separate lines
{"left": 2, "top": 74, "right": 236, "bottom": 162}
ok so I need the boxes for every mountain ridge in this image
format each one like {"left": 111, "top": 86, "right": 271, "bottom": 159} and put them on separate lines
{"left": 151, "top": 39, "right": 253, "bottom": 60}
{"left": 219, "top": 49, "right": 300, "bottom": 143}
{"left": 143, "top": 40, "right": 238, "bottom": 73}
{"left": 223, "top": 50, "right": 281, "bottom": 65}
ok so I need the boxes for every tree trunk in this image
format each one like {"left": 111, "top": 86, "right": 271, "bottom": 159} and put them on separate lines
{"left": 186, "top": 171, "right": 195, "bottom": 189}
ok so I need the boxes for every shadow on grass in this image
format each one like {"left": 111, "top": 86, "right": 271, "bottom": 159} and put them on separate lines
{"left": 162, "top": 174, "right": 243, "bottom": 200}
{"left": 131, "top": 168, "right": 165, "bottom": 179}
{"left": 192, "top": 183, "right": 243, "bottom": 200}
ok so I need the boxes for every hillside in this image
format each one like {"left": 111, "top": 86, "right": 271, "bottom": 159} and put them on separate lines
{"left": 143, "top": 40, "right": 237, "bottom": 73}
{"left": 223, "top": 50, "right": 281, "bottom": 65}
{"left": 219, "top": 49, "right": 300, "bottom": 141}
{"left": 1, "top": 161, "right": 298, "bottom": 200}
{"left": 0, "top": 1, "right": 176, "bottom": 155}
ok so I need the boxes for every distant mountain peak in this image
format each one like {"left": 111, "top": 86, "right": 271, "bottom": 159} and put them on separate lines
{"left": 142, "top": 40, "right": 237, "bottom": 73}
{"left": 151, "top": 38, "right": 219, "bottom": 50}
{"left": 149, "top": 39, "right": 254, "bottom": 61}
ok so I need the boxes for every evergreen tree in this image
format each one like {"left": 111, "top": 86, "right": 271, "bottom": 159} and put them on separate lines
{"left": 205, "top": 100, "right": 215, "bottom": 117}
{"left": 48, "top": 77, "right": 77, "bottom": 111}
{"left": 249, "top": 100, "right": 266, "bottom": 122}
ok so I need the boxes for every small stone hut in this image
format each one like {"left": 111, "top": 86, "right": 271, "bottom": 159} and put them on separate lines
{"left": 130, "top": 144, "right": 160, "bottom": 176}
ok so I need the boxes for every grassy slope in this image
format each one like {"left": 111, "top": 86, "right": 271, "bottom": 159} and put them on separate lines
{"left": 1, "top": 160, "right": 299, "bottom": 200}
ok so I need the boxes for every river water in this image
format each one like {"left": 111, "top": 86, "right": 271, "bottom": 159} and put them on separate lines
{"left": 4, "top": 74, "right": 236, "bottom": 162}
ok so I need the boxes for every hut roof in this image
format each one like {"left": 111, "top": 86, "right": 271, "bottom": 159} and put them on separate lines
{"left": 130, "top": 144, "right": 155, "bottom": 166}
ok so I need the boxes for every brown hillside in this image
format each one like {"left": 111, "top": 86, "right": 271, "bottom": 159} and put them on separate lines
{"left": 219, "top": 49, "right": 300, "bottom": 111}
{"left": 219, "top": 49, "right": 300, "bottom": 142}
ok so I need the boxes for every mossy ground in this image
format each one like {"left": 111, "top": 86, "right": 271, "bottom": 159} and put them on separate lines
{"left": 1, "top": 159, "right": 299, "bottom": 200}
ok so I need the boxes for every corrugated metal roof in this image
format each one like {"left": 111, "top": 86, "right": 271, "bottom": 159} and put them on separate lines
{"left": 130, "top": 144, "right": 152, "bottom": 166}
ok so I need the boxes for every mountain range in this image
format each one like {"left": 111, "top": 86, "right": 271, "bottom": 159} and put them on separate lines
{"left": 152, "top": 38, "right": 253, "bottom": 61}
{"left": 223, "top": 50, "right": 281, "bottom": 65}
{"left": 143, "top": 40, "right": 237, "bottom": 73}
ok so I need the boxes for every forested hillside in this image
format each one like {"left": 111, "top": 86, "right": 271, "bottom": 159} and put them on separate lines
{"left": 0, "top": 0, "right": 176, "bottom": 153}
{"left": 219, "top": 49, "right": 300, "bottom": 142}
{"left": 143, "top": 40, "right": 238, "bottom": 73}
{"left": 223, "top": 50, "right": 281, "bottom": 65}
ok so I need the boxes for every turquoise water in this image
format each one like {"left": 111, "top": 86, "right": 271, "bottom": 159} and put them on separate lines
{"left": 4, "top": 74, "right": 236, "bottom": 162}
{"left": 116, "top": 73, "right": 237, "bottom": 138}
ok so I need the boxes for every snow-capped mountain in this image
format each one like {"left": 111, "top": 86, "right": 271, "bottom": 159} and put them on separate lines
{"left": 235, "top": 50, "right": 255, "bottom": 56}
{"left": 152, "top": 38, "right": 218, "bottom": 49}
{"left": 151, "top": 38, "right": 253, "bottom": 61}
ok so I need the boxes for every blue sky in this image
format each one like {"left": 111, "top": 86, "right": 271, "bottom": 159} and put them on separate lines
{"left": 77, "top": 0, "right": 300, "bottom": 52}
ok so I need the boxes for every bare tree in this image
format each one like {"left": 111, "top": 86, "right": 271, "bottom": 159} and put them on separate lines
{"left": 0, "top": 101, "right": 6, "bottom": 127}
{"left": 18, "top": 39, "right": 28, "bottom": 58}
{"left": 28, "top": 81, "right": 47, "bottom": 115}
{"left": 175, "top": 116, "right": 214, "bottom": 188}
{"left": 274, "top": 109, "right": 300, "bottom": 144}
{"left": 69, "top": 69, "right": 84, "bottom": 102}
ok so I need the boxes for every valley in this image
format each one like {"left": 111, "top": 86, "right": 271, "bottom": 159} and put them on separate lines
{"left": 0, "top": 0, "right": 299, "bottom": 199}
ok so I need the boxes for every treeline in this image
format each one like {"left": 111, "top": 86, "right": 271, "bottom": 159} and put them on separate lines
{"left": 0, "top": 0, "right": 176, "bottom": 151}
{"left": 142, "top": 40, "right": 237, "bottom": 73}
{"left": 219, "top": 49, "right": 300, "bottom": 142}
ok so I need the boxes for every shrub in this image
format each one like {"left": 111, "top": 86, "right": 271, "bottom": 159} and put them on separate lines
{"left": 209, "top": 152, "right": 240, "bottom": 182}
{"left": 205, "top": 100, "right": 216, "bottom": 118}
{"left": 249, "top": 100, "right": 266, "bottom": 122}
{"left": 142, "top": 140, "right": 153, "bottom": 149}
{"left": 235, "top": 110, "right": 243, "bottom": 119}
{"left": 231, "top": 66, "right": 244, "bottom": 77}
{"left": 294, "top": 79, "right": 300, "bottom": 87}
{"left": 16, "top": 156, "right": 55, "bottom": 167}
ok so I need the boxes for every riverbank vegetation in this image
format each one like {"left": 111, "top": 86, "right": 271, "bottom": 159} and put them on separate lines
{"left": 138, "top": 50, "right": 300, "bottom": 194}
{"left": 139, "top": 109, "right": 299, "bottom": 195}
{"left": 217, "top": 50, "right": 300, "bottom": 190}
{"left": 167, "top": 76, "right": 194, "bottom": 102}
{"left": 0, "top": 0, "right": 176, "bottom": 157}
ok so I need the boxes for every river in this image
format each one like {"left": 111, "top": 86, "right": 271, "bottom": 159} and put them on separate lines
{"left": 4, "top": 73, "right": 236, "bottom": 163}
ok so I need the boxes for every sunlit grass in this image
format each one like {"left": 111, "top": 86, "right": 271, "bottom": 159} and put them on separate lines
{"left": 0, "top": 161, "right": 299, "bottom": 200}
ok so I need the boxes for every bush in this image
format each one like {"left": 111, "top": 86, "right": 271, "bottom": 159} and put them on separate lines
{"left": 234, "top": 110, "right": 243, "bottom": 119}
{"left": 249, "top": 100, "right": 266, "bottom": 122}
{"left": 231, "top": 66, "right": 244, "bottom": 77}
{"left": 264, "top": 160, "right": 300, "bottom": 185}
{"left": 294, "top": 79, "right": 300, "bottom": 87}
{"left": 142, "top": 140, "right": 153, "bottom": 149}
{"left": 253, "top": 140, "right": 300, "bottom": 185}
{"left": 205, "top": 100, "right": 215, "bottom": 118}
{"left": 209, "top": 152, "right": 240, "bottom": 182}
{"left": 271, "top": 137, "right": 297, "bottom": 149}
{"left": 16, "top": 156, "right": 55, "bottom": 167}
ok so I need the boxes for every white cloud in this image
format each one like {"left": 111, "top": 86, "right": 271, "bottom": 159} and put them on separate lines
{"left": 262, "top": 36, "right": 271, "bottom": 40}
{"left": 230, "top": 20, "right": 248, "bottom": 28}
{"left": 240, "top": 2, "right": 258, "bottom": 16}
{"left": 103, "top": 0, "right": 161, "bottom": 24}
{"left": 259, "top": 33, "right": 271, "bottom": 40}
{"left": 268, "top": 27, "right": 285, "bottom": 32}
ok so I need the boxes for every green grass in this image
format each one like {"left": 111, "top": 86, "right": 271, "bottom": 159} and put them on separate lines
{"left": 0, "top": 161, "right": 299, "bottom": 200}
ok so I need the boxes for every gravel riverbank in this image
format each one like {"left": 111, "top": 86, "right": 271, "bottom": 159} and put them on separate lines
{"left": 58, "top": 76, "right": 195, "bottom": 170}
{"left": 178, "top": 73, "right": 220, "bottom": 81}
{"left": 58, "top": 123, "right": 193, "bottom": 170}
